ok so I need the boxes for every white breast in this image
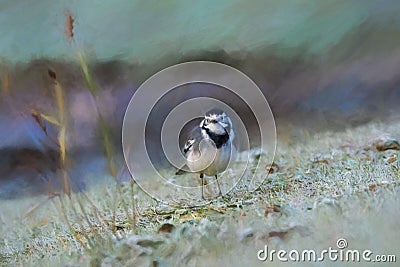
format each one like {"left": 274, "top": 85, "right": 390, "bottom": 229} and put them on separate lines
{"left": 186, "top": 139, "right": 231, "bottom": 176}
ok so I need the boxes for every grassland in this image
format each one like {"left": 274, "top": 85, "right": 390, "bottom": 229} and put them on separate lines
{"left": 0, "top": 117, "right": 399, "bottom": 266}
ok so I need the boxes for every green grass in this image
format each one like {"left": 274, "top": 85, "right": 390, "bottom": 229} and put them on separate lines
{"left": 0, "top": 118, "right": 399, "bottom": 266}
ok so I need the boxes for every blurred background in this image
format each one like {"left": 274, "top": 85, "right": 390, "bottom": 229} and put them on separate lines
{"left": 1, "top": 0, "right": 400, "bottom": 197}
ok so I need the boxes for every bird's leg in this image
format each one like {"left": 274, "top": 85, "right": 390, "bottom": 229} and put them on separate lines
{"left": 200, "top": 173, "right": 205, "bottom": 200}
{"left": 215, "top": 175, "right": 222, "bottom": 196}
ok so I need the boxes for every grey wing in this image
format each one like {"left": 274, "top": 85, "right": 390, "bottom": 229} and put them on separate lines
{"left": 175, "top": 127, "right": 202, "bottom": 175}
{"left": 182, "top": 127, "right": 202, "bottom": 155}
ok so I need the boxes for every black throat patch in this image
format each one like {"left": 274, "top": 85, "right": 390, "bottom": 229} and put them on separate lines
{"left": 202, "top": 126, "right": 229, "bottom": 148}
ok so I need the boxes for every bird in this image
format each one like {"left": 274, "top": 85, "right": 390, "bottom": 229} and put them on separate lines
{"left": 177, "top": 112, "right": 233, "bottom": 199}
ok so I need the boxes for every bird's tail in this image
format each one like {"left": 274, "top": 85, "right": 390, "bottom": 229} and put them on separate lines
{"left": 175, "top": 164, "right": 187, "bottom": 175}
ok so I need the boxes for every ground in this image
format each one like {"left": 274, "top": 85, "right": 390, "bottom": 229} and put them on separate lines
{"left": 0, "top": 118, "right": 399, "bottom": 266}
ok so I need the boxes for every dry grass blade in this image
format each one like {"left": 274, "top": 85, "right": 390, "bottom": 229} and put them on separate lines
{"left": 23, "top": 194, "right": 58, "bottom": 219}
{"left": 54, "top": 81, "right": 66, "bottom": 124}
{"left": 39, "top": 113, "right": 61, "bottom": 126}
{"left": 58, "top": 126, "right": 67, "bottom": 165}
{"left": 56, "top": 195, "right": 89, "bottom": 251}
{"left": 98, "top": 115, "right": 117, "bottom": 178}
{"left": 31, "top": 110, "right": 48, "bottom": 134}
{"left": 45, "top": 69, "right": 71, "bottom": 196}
{"left": 77, "top": 52, "right": 99, "bottom": 96}
{"left": 130, "top": 180, "right": 137, "bottom": 229}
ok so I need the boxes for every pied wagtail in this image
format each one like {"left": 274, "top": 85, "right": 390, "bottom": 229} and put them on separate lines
{"left": 177, "top": 112, "right": 234, "bottom": 199}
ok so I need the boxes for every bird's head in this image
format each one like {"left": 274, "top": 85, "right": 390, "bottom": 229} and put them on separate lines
{"left": 200, "top": 113, "right": 228, "bottom": 136}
